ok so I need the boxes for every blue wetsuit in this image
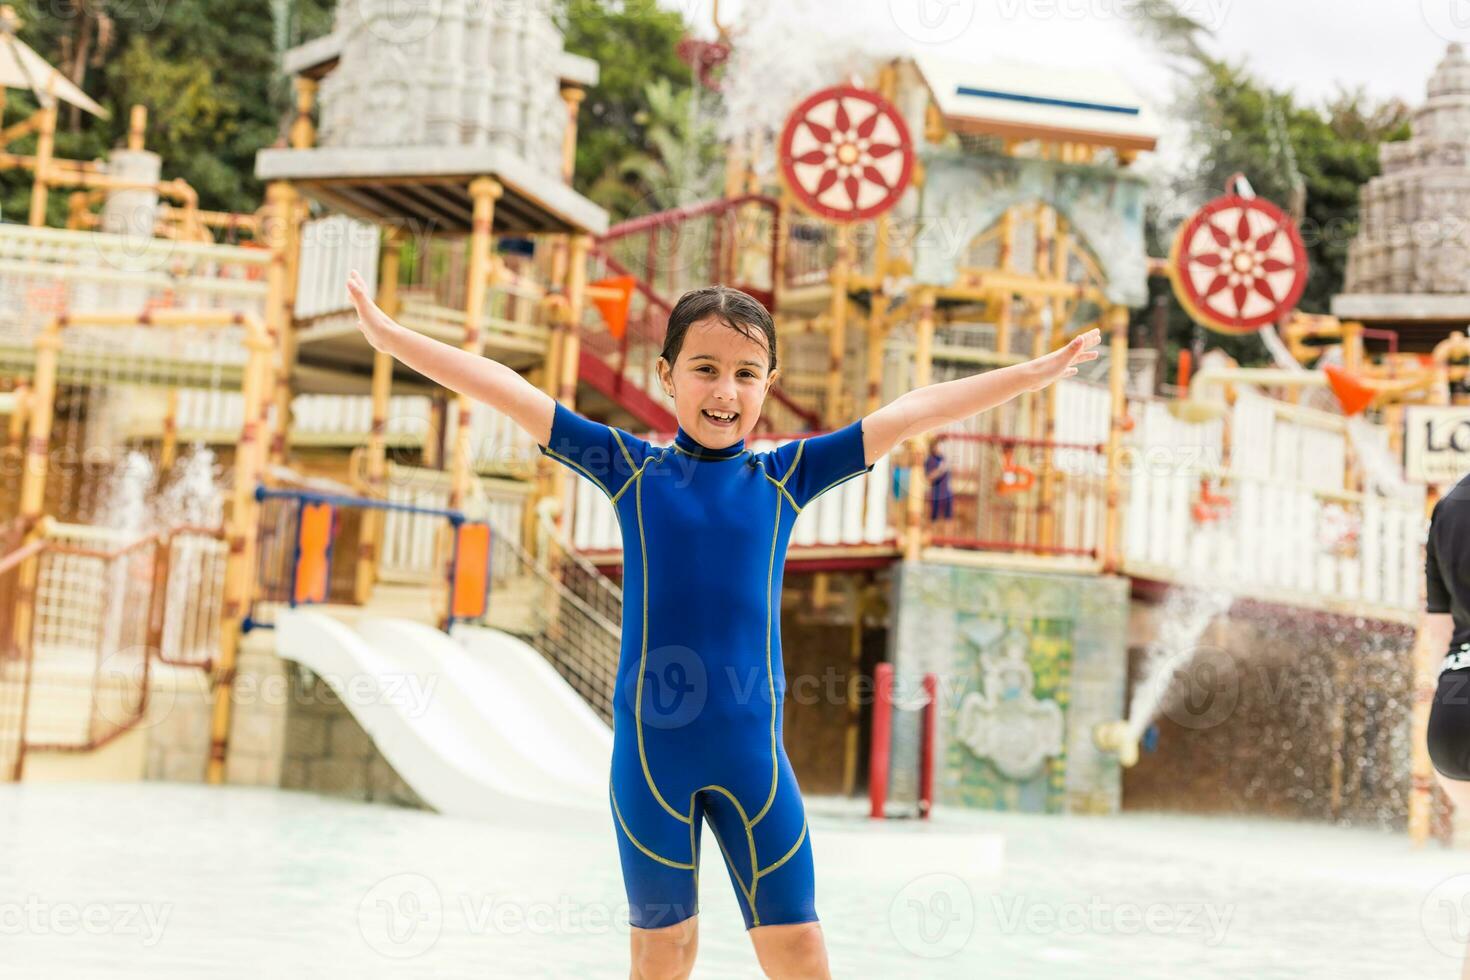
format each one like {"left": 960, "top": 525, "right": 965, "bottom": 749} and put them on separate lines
{"left": 538, "top": 402, "right": 873, "bottom": 929}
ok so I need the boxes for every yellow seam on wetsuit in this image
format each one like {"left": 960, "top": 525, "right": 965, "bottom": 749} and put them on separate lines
{"left": 758, "top": 468, "right": 801, "bottom": 511}
{"left": 672, "top": 444, "right": 747, "bottom": 461}
{"left": 610, "top": 428, "right": 636, "bottom": 471}
{"left": 801, "top": 467, "right": 870, "bottom": 508}
{"left": 543, "top": 447, "right": 615, "bottom": 499}
{"left": 621, "top": 448, "right": 812, "bottom": 922}
{"left": 609, "top": 456, "right": 656, "bottom": 506}
{"left": 756, "top": 820, "right": 808, "bottom": 879}
{"left": 689, "top": 799, "right": 702, "bottom": 893}
{"left": 705, "top": 819, "right": 757, "bottom": 922}
{"left": 778, "top": 434, "right": 870, "bottom": 512}
{"left": 686, "top": 790, "right": 809, "bottom": 920}
{"left": 634, "top": 463, "right": 694, "bottom": 825}
{"left": 612, "top": 787, "right": 695, "bottom": 870}
{"left": 751, "top": 487, "right": 783, "bottom": 827}
{"left": 780, "top": 441, "right": 805, "bottom": 485}
{"left": 697, "top": 784, "right": 762, "bottom": 925}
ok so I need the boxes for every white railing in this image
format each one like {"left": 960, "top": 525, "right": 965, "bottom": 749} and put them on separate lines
{"left": 566, "top": 436, "right": 894, "bottom": 555}
{"left": 1230, "top": 387, "right": 1347, "bottom": 490}
{"left": 1122, "top": 391, "right": 1425, "bottom": 616}
{"left": 290, "top": 394, "right": 432, "bottom": 437}
{"left": 0, "top": 225, "right": 269, "bottom": 346}
{"left": 1123, "top": 398, "right": 1226, "bottom": 570}
{"left": 174, "top": 387, "right": 251, "bottom": 434}
{"left": 444, "top": 399, "right": 541, "bottom": 473}
{"left": 294, "top": 214, "right": 380, "bottom": 321}
{"left": 172, "top": 392, "right": 433, "bottom": 443}
{"left": 1053, "top": 380, "right": 1111, "bottom": 453}
{"left": 379, "top": 462, "right": 530, "bottom": 582}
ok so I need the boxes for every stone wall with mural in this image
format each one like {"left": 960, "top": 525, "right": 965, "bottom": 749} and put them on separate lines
{"left": 887, "top": 560, "right": 1129, "bottom": 815}
{"left": 912, "top": 151, "right": 1148, "bottom": 308}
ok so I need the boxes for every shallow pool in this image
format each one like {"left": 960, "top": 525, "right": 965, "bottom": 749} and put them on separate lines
{"left": 0, "top": 782, "right": 1465, "bottom": 978}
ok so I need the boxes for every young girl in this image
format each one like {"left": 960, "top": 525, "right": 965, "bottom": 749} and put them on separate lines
{"left": 345, "top": 272, "right": 1098, "bottom": 979}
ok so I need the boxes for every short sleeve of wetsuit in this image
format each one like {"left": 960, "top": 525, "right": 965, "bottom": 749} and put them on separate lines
{"left": 537, "top": 400, "right": 648, "bottom": 500}
{"left": 1428, "top": 499, "right": 1453, "bottom": 614}
{"left": 768, "top": 418, "right": 874, "bottom": 510}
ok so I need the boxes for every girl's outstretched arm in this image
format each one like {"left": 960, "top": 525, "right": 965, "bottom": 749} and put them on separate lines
{"left": 858, "top": 327, "right": 1102, "bottom": 466}
{"left": 345, "top": 269, "right": 555, "bottom": 445}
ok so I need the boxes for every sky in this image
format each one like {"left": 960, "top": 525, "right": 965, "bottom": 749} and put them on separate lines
{"left": 662, "top": 0, "right": 1460, "bottom": 183}
{"left": 669, "top": 0, "right": 1460, "bottom": 107}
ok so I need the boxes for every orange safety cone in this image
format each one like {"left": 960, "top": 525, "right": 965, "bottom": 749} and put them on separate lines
{"left": 590, "top": 275, "right": 636, "bottom": 341}
{"left": 1324, "top": 364, "right": 1375, "bottom": 416}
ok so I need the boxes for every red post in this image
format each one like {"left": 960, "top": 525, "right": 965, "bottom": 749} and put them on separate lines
{"left": 919, "top": 673, "right": 937, "bottom": 819}
{"left": 869, "top": 662, "right": 893, "bottom": 819}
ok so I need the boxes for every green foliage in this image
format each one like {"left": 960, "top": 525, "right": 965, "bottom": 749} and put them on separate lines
{"left": 586, "top": 75, "right": 723, "bottom": 216}
{"left": 558, "top": 0, "right": 718, "bottom": 219}
{"left": 0, "top": 0, "right": 289, "bottom": 224}
{"left": 1131, "top": 4, "right": 1410, "bottom": 376}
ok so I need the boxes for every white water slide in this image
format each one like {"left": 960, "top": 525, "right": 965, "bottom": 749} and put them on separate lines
{"left": 274, "top": 610, "right": 611, "bottom": 828}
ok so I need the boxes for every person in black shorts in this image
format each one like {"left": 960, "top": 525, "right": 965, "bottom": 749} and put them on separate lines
{"left": 1424, "top": 474, "right": 1470, "bottom": 791}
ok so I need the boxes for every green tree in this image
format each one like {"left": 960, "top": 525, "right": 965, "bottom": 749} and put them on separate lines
{"left": 558, "top": 0, "right": 713, "bottom": 219}
{"left": 0, "top": 0, "right": 299, "bottom": 224}
{"left": 587, "top": 76, "right": 723, "bottom": 216}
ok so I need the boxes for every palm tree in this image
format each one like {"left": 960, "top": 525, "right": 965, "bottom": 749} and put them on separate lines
{"left": 588, "top": 76, "right": 723, "bottom": 219}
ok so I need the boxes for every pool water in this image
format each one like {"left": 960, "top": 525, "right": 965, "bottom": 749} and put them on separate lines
{"left": 0, "top": 782, "right": 1465, "bottom": 978}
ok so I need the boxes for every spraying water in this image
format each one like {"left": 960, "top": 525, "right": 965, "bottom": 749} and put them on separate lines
{"left": 97, "top": 450, "right": 155, "bottom": 536}
{"left": 95, "top": 444, "right": 222, "bottom": 535}
{"left": 715, "top": 0, "right": 877, "bottom": 146}
{"left": 1345, "top": 415, "right": 1421, "bottom": 506}
{"left": 1125, "top": 585, "right": 1235, "bottom": 742}
{"left": 156, "top": 445, "right": 224, "bottom": 528}
{"left": 155, "top": 445, "right": 225, "bottom": 665}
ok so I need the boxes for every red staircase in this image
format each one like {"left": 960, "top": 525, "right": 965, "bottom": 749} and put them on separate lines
{"left": 584, "top": 195, "right": 821, "bottom": 433}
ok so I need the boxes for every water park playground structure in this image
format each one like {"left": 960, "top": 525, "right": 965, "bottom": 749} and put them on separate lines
{"left": 0, "top": 5, "right": 1461, "bottom": 850}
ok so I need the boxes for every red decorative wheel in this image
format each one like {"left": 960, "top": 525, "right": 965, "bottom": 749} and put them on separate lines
{"left": 778, "top": 85, "right": 914, "bottom": 223}
{"left": 1169, "top": 195, "right": 1309, "bottom": 335}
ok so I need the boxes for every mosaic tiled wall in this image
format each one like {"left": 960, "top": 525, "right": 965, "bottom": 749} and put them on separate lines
{"left": 888, "top": 560, "right": 1129, "bottom": 815}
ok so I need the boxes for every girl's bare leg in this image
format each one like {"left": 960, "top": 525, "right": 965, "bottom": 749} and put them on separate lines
{"left": 628, "top": 915, "right": 698, "bottom": 980}
{"left": 749, "top": 921, "right": 831, "bottom": 979}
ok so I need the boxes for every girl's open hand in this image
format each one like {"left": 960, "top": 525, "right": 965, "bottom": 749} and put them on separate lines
{"left": 1026, "top": 327, "right": 1102, "bottom": 391}
{"left": 346, "top": 269, "right": 399, "bottom": 354}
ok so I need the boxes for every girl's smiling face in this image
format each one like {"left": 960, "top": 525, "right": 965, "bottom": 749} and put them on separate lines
{"left": 657, "top": 316, "right": 778, "bottom": 448}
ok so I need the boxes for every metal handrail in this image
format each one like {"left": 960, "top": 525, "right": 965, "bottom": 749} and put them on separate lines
{"left": 248, "top": 485, "right": 486, "bottom": 632}
{"left": 254, "top": 485, "right": 469, "bottom": 524}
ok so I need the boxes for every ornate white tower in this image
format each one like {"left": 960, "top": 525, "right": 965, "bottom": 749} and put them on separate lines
{"left": 315, "top": 0, "right": 566, "bottom": 177}
{"left": 1345, "top": 44, "right": 1470, "bottom": 295}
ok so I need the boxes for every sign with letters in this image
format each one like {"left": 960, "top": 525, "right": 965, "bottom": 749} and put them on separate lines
{"left": 1406, "top": 406, "right": 1470, "bottom": 484}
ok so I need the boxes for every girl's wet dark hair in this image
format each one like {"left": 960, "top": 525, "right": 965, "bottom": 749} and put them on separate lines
{"left": 660, "top": 285, "right": 777, "bottom": 372}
